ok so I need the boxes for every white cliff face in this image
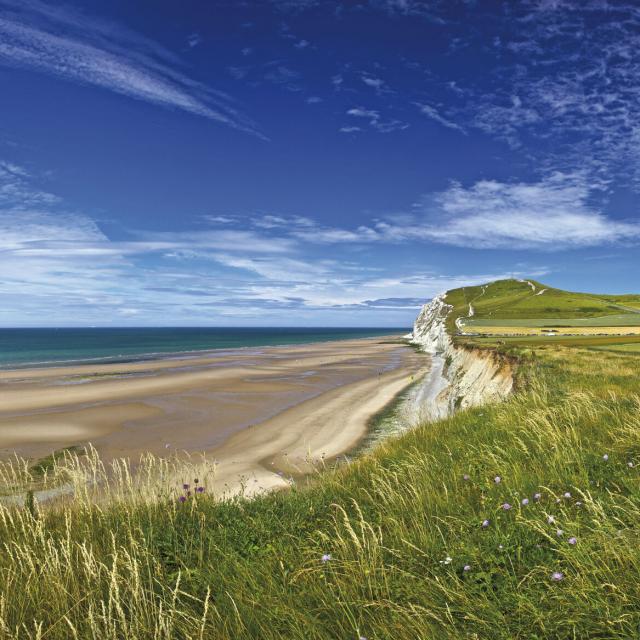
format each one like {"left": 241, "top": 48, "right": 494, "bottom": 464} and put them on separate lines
{"left": 409, "top": 293, "right": 513, "bottom": 419}
{"left": 411, "top": 294, "right": 453, "bottom": 354}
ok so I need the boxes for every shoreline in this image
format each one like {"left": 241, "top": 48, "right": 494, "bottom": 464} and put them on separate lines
{"left": 0, "top": 328, "right": 406, "bottom": 372}
{"left": 0, "top": 336, "right": 429, "bottom": 494}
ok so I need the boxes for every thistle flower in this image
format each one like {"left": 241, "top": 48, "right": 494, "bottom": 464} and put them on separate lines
{"left": 551, "top": 571, "right": 564, "bottom": 581}
{"left": 463, "top": 474, "right": 470, "bottom": 481}
{"left": 196, "top": 486, "right": 205, "bottom": 493}
{"left": 194, "top": 478, "right": 199, "bottom": 484}
{"left": 321, "top": 554, "right": 331, "bottom": 563}
{"left": 183, "top": 483, "right": 190, "bottom": 491}
{"left": 178, "top": 496, "right": 187, "bottom": 503}
{"left": 481, "top": 519, "right": 490, "bottom": 528}
{"left": 568, "top": 537, "right": 577, "bottom": 545}
{"left": 547, "top": 515, "right": 555, "bottom": 524}
{"left": 603, "top": 454, "right": 609, "bottom": 461}
{"left": 563, "top": 492, "right": 571, "bottom": 499}
{"left": 463, "top": 564, "right": 471, "bottom": 572}
{"left": 556, "top": 529, "right": 564, "bottom": 537}
{"left": 533, "top": 492, "right": 542, "bottom": 501}
{"left": 521, "top": 498, "right": 529, "bottom": 506}
{"left": 494, "top": 476, "right": 501, "bottom": 484}
{"left": 501, "top": 503, "right": 512, "bottom": 510}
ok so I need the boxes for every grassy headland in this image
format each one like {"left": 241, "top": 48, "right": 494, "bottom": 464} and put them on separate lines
{"left": 1, "top": 280, "right": 640, "bottom": 638}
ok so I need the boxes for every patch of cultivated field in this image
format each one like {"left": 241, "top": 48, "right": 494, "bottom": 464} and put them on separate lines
{"left": 464, "top": 313, "right": 640, "bottom": 328}
{"left": 462, "top": 325, "right": 640, "bottom": 337}
{"left": 591, "top": 342, "right": 640, "bottom": 353}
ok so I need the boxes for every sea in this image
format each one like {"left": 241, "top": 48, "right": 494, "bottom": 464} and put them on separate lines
{"left": 0, "top": 327, "right": 407, "bottom": 370}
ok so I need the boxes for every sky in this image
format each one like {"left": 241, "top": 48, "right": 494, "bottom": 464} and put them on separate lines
{"left": 0, "top": 0, "right": 639, "bottom": 327}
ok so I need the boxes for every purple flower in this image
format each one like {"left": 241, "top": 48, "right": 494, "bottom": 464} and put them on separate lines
{"left": 463, "top": 564, "right": 471, "bottom": 572}
{"left": 481, "top": 519, "right": 490, "bottom": 528}
{"left": 568, "top": 537, "right": 577, "bottom": 545}
{"left": 533, "top": 492, "right": 542, "bottom": 501}
{"left": 178, "top": 496, "right": 187, "bottom": 503}
{"left": 563, "top": 492, "right": 571, "bottom": 499}
{"left": 551, "top": 571, "right": 564, "bottom": 582}
{"left": 494, "top": 476, "right": 501, "bottom": 484}
{"left": 321, "top": 554, "right": 331, "bottom": 563}
{"left": 547, "top": 515, "right": 555, "bottom": 524}
{"left": 603, "top": 454, "right": 609, "bottom": 461}
{"left": 501, "top": 503, "right": 512, "bottom": 510}
{"left": 521, "top": 498, "right": 529, "bottom": 506}
{"left": 196, "top": 486, "right": 205, "bottom": 493}
{"left": 183, "top": 483, "right": 190, "bottom": 491}
{"left": 556, "top": 529, "right": 564, "bottom": 537}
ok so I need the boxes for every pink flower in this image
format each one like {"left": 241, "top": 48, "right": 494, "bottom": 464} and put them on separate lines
{"left": 568, "top": 537, "right": 577, "bottom": 545}
{"left": 551, "top": 571, "right": 564, "bottom": 581}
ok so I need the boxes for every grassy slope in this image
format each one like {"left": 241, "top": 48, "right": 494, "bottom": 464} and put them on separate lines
{"left": 446, "top": 279, "right": 640, "bottom": 325}
{"left": 2, "top": 282, "right": 640, "bottom": 638}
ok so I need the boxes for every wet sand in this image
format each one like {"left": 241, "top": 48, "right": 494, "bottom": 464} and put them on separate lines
{"left": 0, "top": 337, "right": 429, "bottom": 494}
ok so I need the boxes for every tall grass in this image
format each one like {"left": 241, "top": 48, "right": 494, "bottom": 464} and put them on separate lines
{"left": 1, "top": 345, "right": 640, "bottom": 638}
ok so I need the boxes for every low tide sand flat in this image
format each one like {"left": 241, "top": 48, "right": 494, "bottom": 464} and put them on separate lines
{"left": 0, "top": 337, "right": 428, "bottom": 495}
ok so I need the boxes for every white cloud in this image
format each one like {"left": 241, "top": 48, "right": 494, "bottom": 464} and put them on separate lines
{"left": 0, "top": 1, "right": 260, "bottom": 135}
{"left": 415, "top": 102, "right": 465, "bottom": 133}
{"left": 346, "top": 106, "right": 409, "bottom": 133}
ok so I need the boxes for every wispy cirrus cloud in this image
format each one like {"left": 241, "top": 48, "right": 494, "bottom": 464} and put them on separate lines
{"left": 0, "top": 0, "right": 261, "bottom": 135}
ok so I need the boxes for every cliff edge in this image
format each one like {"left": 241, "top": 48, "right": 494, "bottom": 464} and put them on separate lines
{"left": 410, "top": 290, "right": 513, "bottom": 418}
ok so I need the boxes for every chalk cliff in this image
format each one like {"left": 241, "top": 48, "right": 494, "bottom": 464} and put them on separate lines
{"left": 410, "top": 293, "right": 513, "bottom": 418}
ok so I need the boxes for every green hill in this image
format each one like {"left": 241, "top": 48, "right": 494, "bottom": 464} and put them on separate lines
{"left": 443, "top": 279, "right": 640, "bottom": 335}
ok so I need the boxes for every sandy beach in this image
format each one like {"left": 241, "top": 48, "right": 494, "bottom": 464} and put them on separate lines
{"left": 0, "top": 337, "right": 429, "bottom": 494}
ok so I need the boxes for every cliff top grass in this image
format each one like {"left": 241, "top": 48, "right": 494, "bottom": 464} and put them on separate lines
{"left": 2, "top": 283, "right": 640, "bottom": 638}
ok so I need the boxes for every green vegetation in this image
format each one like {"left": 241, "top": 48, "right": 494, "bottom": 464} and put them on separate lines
{"left": 2, "top": 280, "right": 640, "bottom": 638}
{"left": 444, "top": 279, "right": 640, "bottom": 329}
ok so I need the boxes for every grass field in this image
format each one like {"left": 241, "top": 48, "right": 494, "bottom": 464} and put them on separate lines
{"left": 465, "top": 313, "right": 640, "bottom": 328}
{"left": 462, "top": 325, "right": 640, "bottom": 337}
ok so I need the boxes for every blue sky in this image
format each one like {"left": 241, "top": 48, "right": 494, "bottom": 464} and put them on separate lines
{"left": 0, "top": 0, "right": 638, "bottom": 327}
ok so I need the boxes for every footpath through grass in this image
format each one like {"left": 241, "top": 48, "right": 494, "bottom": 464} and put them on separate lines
{"left": 1, "top": 342, "right": 640, "bottom": 638}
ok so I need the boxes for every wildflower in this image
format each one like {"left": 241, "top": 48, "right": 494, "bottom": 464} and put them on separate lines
{"left": 494, "top": 476, "right": 501, "bottom": 484}
{"left": 440, "top": 556, "right": 452, "bottom": 565}
{"left": 183, "top": 483, "right": 190, "bottom": 490}
{"left": 501, "top": 503, "right": 512, "bottom": 510}
{"left": 551, "top": 571, "right": 564, "bottom": 581}
{"left": 555, "top": 498, "right": 561, "bottom": 503}
{"left": 321, "top": 554, "right": 331, "bottom": 563}
{"left": 547, "top": 515, "right": 555, "bottom": 524}
{"left": 556, "top": 529, "right": 564, "bottom": 537}
{"left": 533, "top": 492, "right": 542, "bottom": 501}
{"left": 521, "top": 498, "right": 529, "bottom": 506}
{"left": 603, "top": 454, "right": 609, "bottom": 461}
{"left": 563, "top": 492, "right": 571, "bottom": 499}
{"left": 481, "top": 519, "right": 490, "bottom": 528}
{"left": 194, "top": 478, "right": 199, "bottom": 484}
{"left": 463, "top": 474, "right": 470, "bottom": 481}
{"left": 568, "top": 537, "right": 577, "bottom": 545}
{"left": 178, "top": 496, "right": 187, "bottom": 503}
{"left": 463, "top": 564, "right": 471, "bottom": 572}
{"left": 196, "top": 486, "right": 205, "bottom": 493}
{"left": 575, "top": 501, "right": 583, "bottom": 507}
{"left": 498, "top": 544, "right": 504, "bottom": 550}
{"left": 628, "top": 462, "right": 634, "bottom": 468}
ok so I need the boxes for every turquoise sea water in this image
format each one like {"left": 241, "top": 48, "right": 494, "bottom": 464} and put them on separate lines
{"left": 0, "top": 327, "right": 407, "bottom": 369}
